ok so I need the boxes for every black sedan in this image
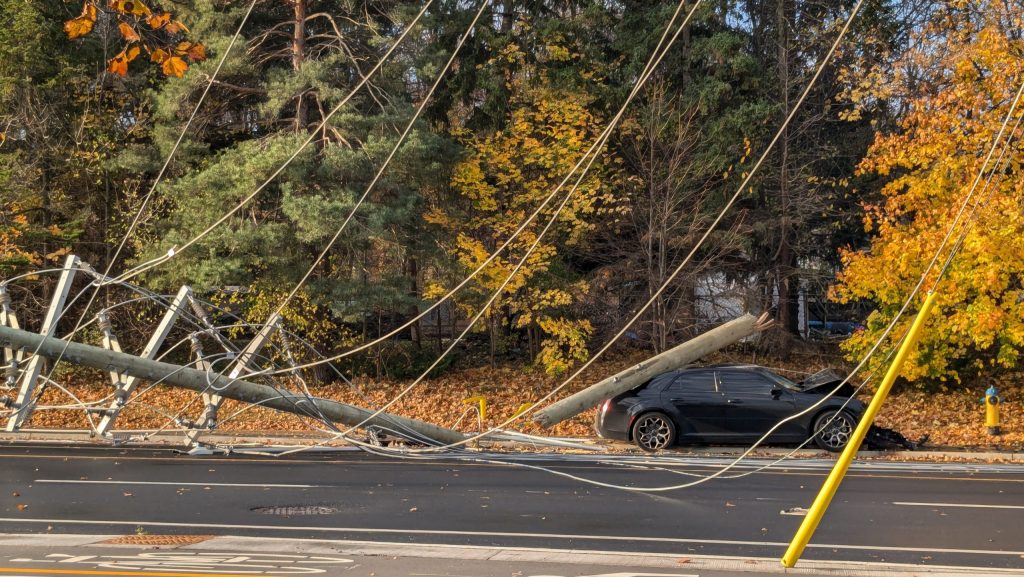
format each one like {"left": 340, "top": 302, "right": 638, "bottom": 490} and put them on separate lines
{"left": 594, "top": 364, "right": 865, "bottom": 452}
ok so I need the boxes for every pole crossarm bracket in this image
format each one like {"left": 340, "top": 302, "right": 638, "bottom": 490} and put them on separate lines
{"left": 96, "top": 285, "right": 194, "bottom": 437}
{"left": 5, "top": 254, "right": 81, "bottom": 432}
{"left": 185, "top": 312, "right": 281, "bottom": 447}
{"left": 0, "top": 284, "right": 24, "bottom": 371}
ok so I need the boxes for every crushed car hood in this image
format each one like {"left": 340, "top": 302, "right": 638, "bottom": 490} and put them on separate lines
{"left": 798, "top": 368, "right": 858, "bottom": 397}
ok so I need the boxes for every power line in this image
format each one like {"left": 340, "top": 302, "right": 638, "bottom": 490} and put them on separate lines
{"left": 112, "top": 0, "right": 440, "bottom": 284}
{"left": 261, "top": 0, "right": 494, "bottom": 324}
{"left": 247, "top": 0, "right": 706, "bottom": 381}
{"left": 276, "top": 0, "right": 868, "bottom": 449}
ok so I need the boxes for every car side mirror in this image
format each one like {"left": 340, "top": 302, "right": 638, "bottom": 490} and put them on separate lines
{"left": 770, "top": 387, "right": 783, "bottom": 399}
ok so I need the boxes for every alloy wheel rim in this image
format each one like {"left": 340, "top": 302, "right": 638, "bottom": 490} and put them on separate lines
{"left": 819, "top": 414, "right": 852, "bottom": 449}
{"left": 636, "top": 415, "right": 671, "bottom": 450}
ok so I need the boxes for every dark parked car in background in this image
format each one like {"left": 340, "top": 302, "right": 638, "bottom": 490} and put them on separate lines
{"left": 595, "top": 364, "right": 865, "bottom": 452}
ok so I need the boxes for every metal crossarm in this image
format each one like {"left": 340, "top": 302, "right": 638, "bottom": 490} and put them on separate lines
{"left": 185, "top": 312, "right": 281, "bottom": 446}
{"left": 5, "top": 254, "right": 80, "bottom": 431}
{"left": 96, "top": 285, "right": 193, "bottom": 437}
{"left": 0, "top": 284, "right": 24, "bottom": 370}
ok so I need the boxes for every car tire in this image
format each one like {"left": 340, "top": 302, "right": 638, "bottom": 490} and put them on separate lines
{"left": 812, "top": 410, "right": 856, "bottom": 452}
{"left": 631, "top": 412, "right": 676, "bottom": 452}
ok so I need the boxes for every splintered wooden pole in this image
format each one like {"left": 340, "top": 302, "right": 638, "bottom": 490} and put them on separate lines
{"left": 533, "top": 313, "right": 773, "bottom": 428}
{"left": 0, "top": 324, "right": 466, "bottom": 445}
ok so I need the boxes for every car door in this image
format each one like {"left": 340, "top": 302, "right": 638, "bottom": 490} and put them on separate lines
{"left": 661, "top": 370, "right": 727, "bottom": 440}
{"left": 717, "top": 370, "right": 797, "bottom": 440}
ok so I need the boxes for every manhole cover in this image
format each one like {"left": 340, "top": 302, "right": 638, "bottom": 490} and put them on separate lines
{"left": 101, "top": 535, "right": 214, "bottom": 545}
{"left": 251, "top": 505, "right": 339, "bottom": 516}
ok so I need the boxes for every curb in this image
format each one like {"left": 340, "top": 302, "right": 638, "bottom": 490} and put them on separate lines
{"left": 0, "top": 429, "right": 1021, "bottom": 462}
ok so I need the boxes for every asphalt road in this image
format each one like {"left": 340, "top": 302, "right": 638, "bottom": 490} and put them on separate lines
{"left": 1, "top": 443, "right": 1023, "bottom": 575}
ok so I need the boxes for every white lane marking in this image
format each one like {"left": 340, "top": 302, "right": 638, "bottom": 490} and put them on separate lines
{"left": 893, "top": 501, "right": 1024, "bottom": 510}
{"left": 33, "top": 479, "right": 322, "bottom": 488}
{"left": 529, "top": 574, "right": 698, "bottom": 577}
{"left": 1, "top": 518, "right": 1023, "bottom": 557}
{"left": 5, "top": 552, "right": 351, "bottom": 575}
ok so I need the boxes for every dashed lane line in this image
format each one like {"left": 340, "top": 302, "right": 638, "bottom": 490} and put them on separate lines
{"left": 893, "top": 501, "right": 1024, "bottom": 510}
{"left": 0, "top": 570, "right": 291, "bottom": 577}
{"left": 34, "top": 480, "right": 323, "bottom": 488}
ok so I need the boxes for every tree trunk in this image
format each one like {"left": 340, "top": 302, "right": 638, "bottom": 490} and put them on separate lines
{"left": 406, "top": 257, "right": 421, "bottom": 349}
{"left": 292, "top": 0, "right": 308, "bottom": 132}
{"left": 775, "top": 0, "right": 799, "bottom": 335}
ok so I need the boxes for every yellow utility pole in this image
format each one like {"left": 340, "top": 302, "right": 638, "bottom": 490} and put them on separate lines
{"left": 781, "top": 290, "right": 938, "bottom": 568}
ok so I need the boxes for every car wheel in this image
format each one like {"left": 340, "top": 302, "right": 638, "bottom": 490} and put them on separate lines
{"left": 812, "top": 410, "right": 856, "bottom": 452}
{"left": 631, "top": 412, "right": 676, "bottom": 452}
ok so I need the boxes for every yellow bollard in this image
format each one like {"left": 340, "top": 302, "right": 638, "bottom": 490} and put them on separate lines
{"left": 511, "top": 402, "right": 535, "bottom": 419}
{"left": 781, "top": 290, "right": 938, "bottom": 568}
{"left": 985, "top": 386, "right": 1001, "bottom": 435}
{"left": 462, "top": 396, "right": 487, "bottom": 421}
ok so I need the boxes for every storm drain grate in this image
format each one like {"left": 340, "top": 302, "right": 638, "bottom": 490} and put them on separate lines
{"left": 251, "top": 505, "right": 339, "bottom": 516}
{"left": 100, "top": 535, "right": 214, "bottom": 545}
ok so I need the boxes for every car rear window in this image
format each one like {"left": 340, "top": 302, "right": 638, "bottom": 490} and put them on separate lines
{"left": 666, "top": 370, "right": 717, "bottom": 393}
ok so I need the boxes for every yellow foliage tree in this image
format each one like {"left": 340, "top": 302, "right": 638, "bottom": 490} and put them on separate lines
{"left": 833, "top": 3, "right": 1024, "bottom": 385}
{"left": 0, "top": 203, "right": 39, "bottom": 273}
{"left": 427, "top": 46, "right": 624, "bottom": 374}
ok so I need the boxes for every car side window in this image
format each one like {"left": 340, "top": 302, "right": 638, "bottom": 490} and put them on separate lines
{"left": 718, "top": 371, "right": 775, "bottom": 399}
{"left": 665, "top": 371, "right": 718, "bottom": 396}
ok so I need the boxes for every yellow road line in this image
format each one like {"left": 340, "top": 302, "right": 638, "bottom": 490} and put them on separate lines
{"left": 0, "top": 568, "right": 288, "bottom": 577}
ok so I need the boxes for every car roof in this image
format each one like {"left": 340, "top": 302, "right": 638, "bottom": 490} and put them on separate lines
{"left": 681, "top": 363, "right": 765, "bottom": 371}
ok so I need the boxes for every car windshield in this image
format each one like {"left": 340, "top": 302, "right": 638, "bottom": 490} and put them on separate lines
{"left": 764, "top": 371, "right": 801, "bottom": 391}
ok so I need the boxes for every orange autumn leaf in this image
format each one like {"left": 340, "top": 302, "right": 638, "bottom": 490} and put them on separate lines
{"left": 147, "top": 11, "right": 171, "bottom": 29}
{"left": 187, "top": 43, "right": 206, "bottom": 62}
{"left": 162, "top": 56, "right": 188, "bottom": 77}
{"left": 64, "top": 4, "right": 97, "bottom": 40}
{"left": 150, "top": 48, "right": 169, "bottom": 64}
{"left": 165, "top": 19, "right": 189, "bottom": 35}
{"left": 174, "top": 41, "right": 206, "bottom": 62}
{"left": 112, "top": 0, "right": 151, "bottom": 16}
{"left": 64, "top": 16, "right": 94, "bottom": 39}
{"left": 118, "top": 22, "right": 140, "bottom": 42}
{"left": 108, "top": 46, "right": 141, "bottom": 76}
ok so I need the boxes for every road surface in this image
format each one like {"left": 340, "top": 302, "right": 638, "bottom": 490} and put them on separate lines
{"left": 1, "top": 443, "right": 1022, "bottom": 576}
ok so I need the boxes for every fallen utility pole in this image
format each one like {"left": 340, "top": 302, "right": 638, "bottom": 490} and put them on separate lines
{"left": 0, "top": 324, "right": 466, "bottom": 445}
{"left": 533, "top": 313, "right": 773, "bottom": 428}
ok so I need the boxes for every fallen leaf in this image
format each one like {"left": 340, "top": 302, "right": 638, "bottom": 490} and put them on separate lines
{"left": 16, "top": 504, "right": 27, "bottom": 511}
{"left": 11, "top": 492, "right": 18, "bottom": 497}
{"left": 677, "top": 558, "right": 691, "bottom": 564}
{"left": 123, "top": 491, "right": 133, "bottom": 497}
{"left": 409, "top": 507, "right": 418, "bottom": 512}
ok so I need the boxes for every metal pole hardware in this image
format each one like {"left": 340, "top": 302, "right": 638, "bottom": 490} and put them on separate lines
{"left": 5, "top": 254, "right": 81, "bottom": 432}
{"left": 96, "top": 285, "right": 193, "bottom": 437}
